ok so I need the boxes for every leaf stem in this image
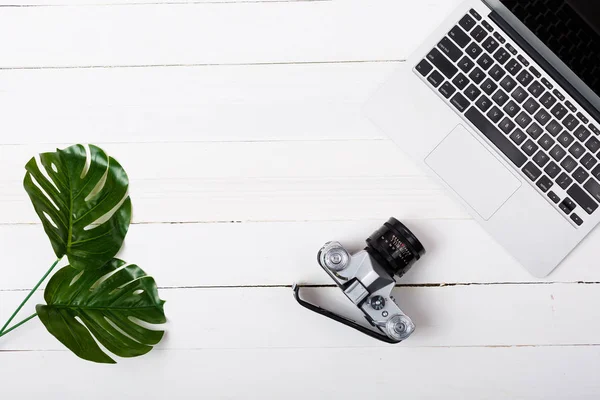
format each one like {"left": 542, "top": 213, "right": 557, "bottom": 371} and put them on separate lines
{"left": 0, "top": 313, "right": 37, "bottom": 338}
{"left": 0, "top": 258, "right": 61, "bottom": 335}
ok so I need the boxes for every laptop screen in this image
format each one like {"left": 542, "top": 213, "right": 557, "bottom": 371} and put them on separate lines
{"left": 499, "top": 0, "right": 600, "bottom": 99}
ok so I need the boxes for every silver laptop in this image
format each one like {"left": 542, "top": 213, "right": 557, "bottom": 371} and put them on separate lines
{"left": 365, "top": 0, "right": 600, "bottom": 277}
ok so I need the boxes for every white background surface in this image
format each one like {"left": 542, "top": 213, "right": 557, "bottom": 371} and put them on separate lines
{"left": 0, "top": 0, "right": 599, "bottom": 398}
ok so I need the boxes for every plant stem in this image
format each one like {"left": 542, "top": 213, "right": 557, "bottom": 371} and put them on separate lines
{"left": 0, "top": 313, "right": 37, "bottom": 338}
{"left": 0, "top": 258, "right": 61, "bottom": 335}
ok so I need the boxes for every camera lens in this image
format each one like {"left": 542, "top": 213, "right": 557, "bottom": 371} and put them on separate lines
{"left": 365, "top": 217, "right": 425, "bottom": 278}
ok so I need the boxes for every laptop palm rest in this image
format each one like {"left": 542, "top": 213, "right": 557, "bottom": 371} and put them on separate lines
{"left": 425, "top": 125, "right": 522, "bottom": 220}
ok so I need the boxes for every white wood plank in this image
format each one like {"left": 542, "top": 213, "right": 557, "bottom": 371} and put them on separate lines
{"left": 0, "top": 0, "right": 461, "bottom": 68}
{"left": 0, "top": 141, "right": 469, "bottom": 224}
{"left": 1, "top": 220, "right": 599, "bottom": 290}
{"left": 1, "top": 346, "right": 599, "bottom": 400}
{"left": 1, "top": 284, "right": 599, "bottom": 350}
{"left": 0, "top": 63, "right": 395, "bottom": 144}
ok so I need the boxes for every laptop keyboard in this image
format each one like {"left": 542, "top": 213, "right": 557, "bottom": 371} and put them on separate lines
{"left": 414, "top": 8, "right": 600, "bottom": 227}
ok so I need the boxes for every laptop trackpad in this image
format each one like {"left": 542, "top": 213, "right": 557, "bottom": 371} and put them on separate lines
{"left": 425, "top": 124, "right": 521, "bottom": 220}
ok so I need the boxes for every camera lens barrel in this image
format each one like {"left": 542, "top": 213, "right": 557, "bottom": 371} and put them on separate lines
{"left": 365, "top": 218, "right": 425, "bottom": 278}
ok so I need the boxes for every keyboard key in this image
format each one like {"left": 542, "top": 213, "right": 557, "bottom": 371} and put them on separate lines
{"left": 516, "top": 70, "right": 533, "bottom": 86}
{"left": 500, "top": 75, "right": 517, "bottom": 92}
{"left": 574, "top": 126, "right": 591, "bottom": 142}
{"left": 581, "top": 153, "right": 597, "bottom": 170}
{"left": 470, "top": 25, "right": 488, "bottom": 42}
{"left": 559, "top": 197, "right": 576, "bottom": 214}
{"left": 465, "top": 107, "right": 527, "bottom": 167}
{"left": 439, "top": 81, "right": 457, "bottom": 99}
{"left": 591, "top": 124, "right": 600, "bottom": 135}
{"left": 577, "top": 112, "right": 589, "bottom": 125}
{"left": 536, "top": 175, "right": 553, "bottom": 192}
{"left": 540, "top": 77, "right": 552, "bottom": 89}
{"left": 475, "top": 95, "right": 492, "bottom": 112}
{"left": 560, "top": 155, "right": 577, "bottom": 172}
{"left": 584, "top": 178, "right": 600, "bottom": 203}
{"left": 571, "top": 213, "right": 583, "bottom": 226}
{"left": 506, "top": 43, "right": 518, "bottom": 55}
{"left": 551, "top": 103, "right": 568, "bottom": 120}
{"left": 457, "top": 56, "right": 475, "bottom": 73}
{"left": 480, "top": 78, "right": 497, "bottom": 95}
{"left": 459, "top": 14, "right": 476, "bottom": 31}
{"left": 428, "top": 70, "right": 444, "bottom": 87}
{"left": 548, "top": 190, "right": 560, "bottom": 203}
{"left": 466, "top": 42, "right": 483, "bottom": 59}
{"left": 586, "top": 137, "right": 600, "bottom": 153}
{"left": 556, "top": 172, "right": 573, "bottom": 189}
{"left": 568, "top": 142, "right": 585, "bottom": 159}
{"left": 506, "top": 59, "right": 522, "bottom": 75}
{"left": 517, "top": 54, "right": 530, "bottom": 67}
{"left": 510, "top": 129, "right": 527, "bottom": 145}
{"left": 465, "top": 84, "right": 482, "bottom": 101}
{"left": 469, "top": 9, "right": 482, "bottom": 20}
{"left": 522, "top": 139, "right": 538, "bottom": 156}
{"left": 550, "top": 145, "right": 567, "bottom": 161}
{"left": 482, "top": 20, "right": 493, "bottom": 32}
{"left": 546, "top": 120, "right": 563, "bottom": 137}
{"left": 427, "top": 49, "right": 458, "bottom": 79}
{"left": 487, "top": 106, "right": 504, "bottom": 123}
{"left": 527, "top": 81, "right": 545, "bottom": 98}
{"left": 565, "top": 100, "right": 577, "bottom": 113}
{"left": 553, "top": 89, "right": 565, "bottom": 101}
{"left": 557, "top": 131, "right": 574, "bottom": 148}
{"left": 450, "top": 92, "right": 470, "bottom": 112}
{"left": 452, "top": 73, "right": 469, "bottom": 90}
{"left": 535, "top": 109, "right": 551, "bottom": 125}
{"left": 477, "top": 53, "right": 494, "bottom": 70}
{"left": 511, "top": 87, "right": 528, "bottom": 103}
{"left": 592, "top": 165, "right": 600, "bottom": 180}
{"left": 563, "top": 114, "right": 580, "bottom": 132}
{"left": 492, "top": 89, "right": 509, "bottom": 106}
{"left": 533, "top": 151, "right": 549, "bottom": 167}
{"left": 527, "top": 123, "right": 544, "bottom": 139}
{"left": 449, "top": 25, "right": 471, "bottom": 48}
{"left": 540, "top": 92, "right": 557, "bottom": 109}
{"left": 544, "top": 162, "right": 560, "bottom": 178}
{"left": 482, "top": 36, "right": 499, "bottom": 53}
{"left": 469, "top": 67, "right": 485, "bottom": 84}
{"left": 523, "top": 98, "right": 540, "bottom": 114}
{"left": 572, "top": 167, "right": 589, "bottom": 184}
{"left": 503, "top": 100, "right": 520, "bottom": 118}
{"left": 493, "top": 32, "right": 506, "bottom": 43}
{"left": 568, "top": 184, "right": 598, "bottom": 214}
{"left": 522, "top": 161, "right": 541, "bottom": 181}
{"left": 489, "top": 64, "right": 506, "bottom": 81}
{"left": 538, "top": 134, "right": 555, "bottom": 150}
{"left": 493, "top": 48, "right": 511, "bottom": 65}
{"left": 416, "top": 60, "right": 433, "bottom": 76}
{"left": 499, "top": 117, "right": 516, "bottom": 134}
{"left": 438, "top": 37, "right": 463, "bottom": 62}
{"left": 515, "top": 111, "right": 533, "bottom": 128}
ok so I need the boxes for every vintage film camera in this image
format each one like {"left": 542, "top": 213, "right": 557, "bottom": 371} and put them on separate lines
{"left": 293, "top": 218, "right": 425, "bottom": 343}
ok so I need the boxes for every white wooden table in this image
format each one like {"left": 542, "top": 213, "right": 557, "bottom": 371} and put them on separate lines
{"left": 1, "top": 0, "right": 599, "bottom": 398}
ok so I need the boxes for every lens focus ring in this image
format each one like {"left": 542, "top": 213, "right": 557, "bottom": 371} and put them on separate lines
{"left": 365, "top": 218, "right": 425, "bottom": 278}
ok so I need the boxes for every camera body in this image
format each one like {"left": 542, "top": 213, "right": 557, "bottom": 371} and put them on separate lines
{"left": 294, "top": 218, "right": 425, "bottom": 343}
{"left": 318, "top": 241, "right": 415, "bottom": 341}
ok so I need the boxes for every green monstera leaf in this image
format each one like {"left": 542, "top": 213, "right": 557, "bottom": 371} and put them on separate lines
{"left": 36, "top": 259, "right": 166, "bottom": 364}
{"left": 23, "top": 144, "right": 131, "bottom": 270}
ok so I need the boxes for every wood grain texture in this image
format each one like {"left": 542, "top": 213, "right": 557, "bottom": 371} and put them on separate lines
{"left": 2, "top": 346, "right": 598, "bottom": 400}
{"left": 1, "top": 0, "right": 599, "bottom": 398}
